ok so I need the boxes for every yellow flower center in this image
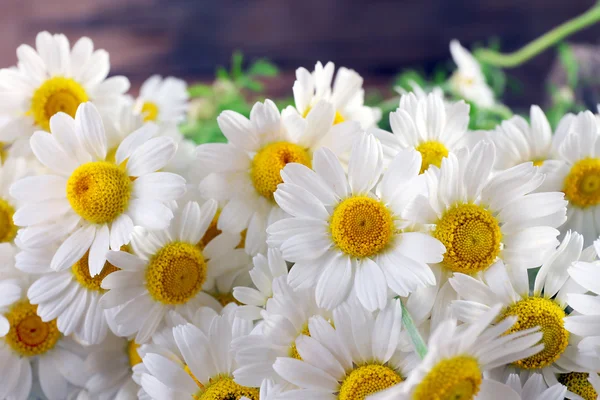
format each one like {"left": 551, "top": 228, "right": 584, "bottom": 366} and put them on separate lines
{"left": 29, "top": 77, "right": 88, "bottom": 131}
{"left": 198, "top": 212, "right": 222, "bottom": 250}
{"left": 0, "top": 198, "right": 17, "bottom": 243}
{"left": 194, "top": 375, "right": 259, "bottom": 400}
{"left": 211, "top": 292, "right": 241, "bottom": 307}
{"left": 433, "top": 203, "right": 502, "bottom": 274}
{"left": 289, "top": 325, "right": 311, "bottom": 360}
{"left": 330, "top": 196, "right": 394, "bottom": 258}
{"left": 4, "top": 301, "right": 60, "bottom": 357}
{"left": 563, "top": 158, "right": 600, "bottom": 208}
{"left": 66, "top": 161, "right": 132, "bottom": 224}
{"left": 532, "top": 159, "right": 545, "bottom": 167}
{"left": 127, "top": 340, "right": 142, "bottom": 367}
{"left": 415, "top": 141, "right": 449, "bottom": 174}
{"left": 71, "top": 251, "right": 119, "bottom": 291}
{"left": 501, "top": 297, "right": 569, "bottom": 370}
{"left": 412, "top": 356, "right": 482, "bottom": 400}
{"left": 251, "top": 142, "right": 311, "bottom": 200}
{"left": 302, "top": 106, "right": 345, "bottom": 125}
{"left": 141, "top": 101, "right": 159, "bottom": 122}
{"left": 558, "top": 373, "right": 597, "bottom": 400}
{"left": 146, "top": 242, "right": 207, "bottom": 305}
{"left": 338, "top": 364, "right": 402, "bottom": 400}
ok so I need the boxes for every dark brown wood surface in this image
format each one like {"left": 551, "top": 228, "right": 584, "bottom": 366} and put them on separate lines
{"left": 2, "top": 0, "right": 600, "bottom": 106}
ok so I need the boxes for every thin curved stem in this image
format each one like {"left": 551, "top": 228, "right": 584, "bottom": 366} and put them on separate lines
{"left": 400, "top": 299, "right": 428, "bottom": 359}
{"left": 476, "top": 4, "right": 600, "bottom": 68}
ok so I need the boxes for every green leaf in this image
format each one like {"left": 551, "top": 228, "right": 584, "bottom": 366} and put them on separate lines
{"left": 248, "top": 59, "right": 279, "bottom": 77}
{"left": 216, "top": 67, "right": 230, "bottom": 80}
{"left": 231, "top": 51, "right": 244, "bottom": 79}
{"left": 557, "top": 42, "right": 579, "bottom": 88}
{"left": 393, "top": 69, "right": 427, "bottom": 92}
{"left": 188, "top": 84, "right": 213, "bottom": 97}
{"left": 399, "top": 299, "right": 427, "bottom": 359}
{"left": 237, "top": 76, "right": 264, "bottom": 92}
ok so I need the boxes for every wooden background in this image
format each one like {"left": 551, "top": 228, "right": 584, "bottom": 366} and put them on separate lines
{"left": 2, "top": 0, "right": 600, "bottom": 106}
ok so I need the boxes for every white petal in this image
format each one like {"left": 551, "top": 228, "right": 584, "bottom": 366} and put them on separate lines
{"left": 127, "top": 199, "right": 174, "bottom": 231}
{"left": 127, "top": 136, "right": 177, "bottom": 176}
{"left": 75, "top": 103, "right": 107, "bottom": 161}
{"left": 354, "top": 258, "right": 387, "bottom": 311}
{"left": 347, "top": 133, "right": 383, "bottom": 194}
{"left": 51, "top": 225, "right": 96, "bottom": 271}
{"left": 132, "top": 172, "right": 186, "bottom": 201}
{"left": 89, "top": 224, "right": 109, "bottom": 276}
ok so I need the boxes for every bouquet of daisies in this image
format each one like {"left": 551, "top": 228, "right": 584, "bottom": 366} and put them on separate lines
{"left": 1, "top": 26, "right": 600, "bottom": 400}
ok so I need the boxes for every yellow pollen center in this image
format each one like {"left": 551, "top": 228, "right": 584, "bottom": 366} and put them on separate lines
{"left": 415, "top": 141, "right": 449, "bottom": 173}
{"left": 146, "top": 242, "right": 207, "bottom": 304}
{"left": 558, "top": 373, "right": 598, "bottom": 400}
{"left": 141, "top": 101, "right": 159, "bottom": 122}
{"left": 194, "top": 375, "right": 259, "bottom": 400}
{"left": 66, "top": 161, "right": 132, "bottom": 224}
{"left": 251, "top": 141, "right": 311, "bottom": 200}
{"left": 289, "top": 325, "right": 311, "bottom": 360}
{"left": 434, "top": 203, "right": 502, "bottom": 274}
{"left": 127, "top": 340, "right": 142, "bottom": 367}
{"left": 501, "top": 297, "right": 569, "bottom": 369}
{"left": 412, "top": 356, "right": 482, "bottom": 400}
{"left": 71, "top": 250, "right": 119, "bottom": 291}
{"left": 532, "top": 159, "right": 545, "bottom": 167}
{"left": 29, "top": 77, "right": 88, "bottom": 131}
{"left": 330, "top": 196, "right": 394, "bottom": 258}
{"left": 302, "top": 106, "right": 345, "bottom": 125}
{"left": 338, "top": 364, "right": 402, "bottom": 400}
{"left": 563, "top": 158, "right": 600, "bottom": 208}
{"left": 4, "top": 301, "right": 60, "bottom": 357}
{"left": 0, "top": 198, "right": 17, "bottom": 243}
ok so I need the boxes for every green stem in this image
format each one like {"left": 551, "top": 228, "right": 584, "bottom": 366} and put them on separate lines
{"left": 476, "top": 3, "right": 600, "bottom": 68}
{"left": 400, "top": 299, "right": 428, "bottom": 359}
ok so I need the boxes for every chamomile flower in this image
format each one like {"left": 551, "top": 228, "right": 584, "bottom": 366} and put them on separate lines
{"left": 496, "top": 373, "right": 567, "bottom": 400}
{"left": 0, "top": 31, "right": 129, "bottom": 150}
{"left": 233, "top": 278, "right": 330, "bottom": 386}
{"left": 242, "top": 379, "right": 287, "bottom": 400}
{"left": 139, "top": 305, "right": 260, "bottom": 400}
{"left": 197, "top": 99, "right": 361, "bottom": 256}
{"left": 448, "top": 40, "right": 495, "bottom": 108}
{"left": 450, "top": 234, "right": 598, "bottom": 386}
{"left": 542, "top": 110, "right": 600, "bottom": 245}
{"left": 284, "top": 61, "right": 381, "bottom": 129}
{"left": 11, "top": 102, "right": 186, "bottom": 276}
{"left": 0, "top": 157, "right": 32, "bottom": 246}
{"left": 369, "top": 305, "right": 543, "bottom": 400}
{"left": 557, "top": 372, "right": 599, "bottom": 400}
{"left": 101, "top": 200, "right": 249, "bottom": 343}
{"left": 269, "top": 133, "right": 446, "bottom": 311}
{"left": 373, "top": 91, "right": 471, "bottom": 172}
{"left": 233, "top": 248, "right": 289, "bottom": 321}
{"left": 135, "top": 75, "right": 189, "bottom": 123}
{"left": 272, "top": 298, "right": 409, "bottom": 400}
{"left": 0, "top": 280, "right": 92, "bottom": 400}
{"left": 409, "top": 141, "right": 566, "bottom": 325}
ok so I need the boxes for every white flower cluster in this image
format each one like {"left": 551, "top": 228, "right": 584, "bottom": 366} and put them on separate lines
{"left": 0, "top": 32, "right": 599, "bottom": 400}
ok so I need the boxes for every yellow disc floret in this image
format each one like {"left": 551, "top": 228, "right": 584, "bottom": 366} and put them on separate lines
{"left": 412, "top": 356, "right": 482, "bottom": 400}
{"left": 4, "top": 301, "right": 60, "bottom": 357}
{"left": 289, "top": 324, "right": 311, "bottom": 360}
{"left": 415, "top": 141, "right": 449, "bottom": 173}
{"left": 338, "top": 364, "right": 402, "bottom": 400}
{"left": 558, "top": 373, "right": 597, "bottom": 400}
{"left": 66, "top": 161, "right": 132, "bottom": 224}
{"left": 501, "top": 297, "right": 569, "bottom": 370}
{"left": 146, "top": 242, "right": 206, "bottom": 304}
{"left": 251, "top": 142, "right": 311, "bottom": 200}
{"left": 195, "top": 375, "right": 259, "bottom": 400}
{"left": 564, "top": 158, "right": 600, "bottom": 208}
{"left": 302, "top": 106, "right": 345, "bottom": 125}
{"left": 433, "top": 203, "right": 502, "bottom": 274}
{"left": 532, "top": 159, "right": 545, "bottom": 167}
{"left": 0, "top": 198, "right": 17, "bottom": 243}
{"left": 71, "top": 251, "right": 119, "bottom": 291}
{"left": 29, "top": 77, "right": 88, "bottom": 131}
{"left": 330, "top": 196, "right": 394, "bottom": 258}
{"left": 127, "top": 340, "right": 142, "bottom": 367}
{"left": 141, "top": 101, "right": 159, "bottom": 122}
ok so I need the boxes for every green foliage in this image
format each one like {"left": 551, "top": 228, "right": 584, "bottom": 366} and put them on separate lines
{"left": 557, "top": 42, "right": 579, "bottom": 88}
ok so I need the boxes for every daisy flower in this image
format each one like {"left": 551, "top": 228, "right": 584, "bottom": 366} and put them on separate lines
{"left": 542, "top": 110, "right": 600, "bottom": 245}
{"left": 283, "top": 61, "right": 381, "bottom": 129}
{"left": 134, "top": 75, "right": 189, "bottom": 123}
{"left": 0, "top": 278, "right": 92, "bottom": 400}
{"left": 232, "top": 247, "right": 289, "bottom": 321}
{"left": 139, "top": 305, "right": 260, "bottom": 399}
{"left": 485, "top": 105, "right": 569, "bottom": 191}
{"left": 493, "top": 373, "right": 567, "bottom": 400}
{"left": 369, "top": 304, "right": 543, "bottom": 400}
{"left": 233, "top": 277, "right": 331, "bottom": 386}
{"left": 197, "top": 99, "right": 361, "bottom": 256}
{"left": 449, "top": 233, "right": 599, "bottom": 387}
{"left": 373, "top": 91, "right": 471, "bottom": 173}
{"left": 0, "top": 31, "right": 129, "bottom": 150}
{"left": 11, "top": 102, "right": 186, "bottom": 276}
{"left": 101, "top": 200, "right": 249, "bottom": 343}
{"left": 557, "top": 372, "right": 599, "bottom": 400}
{"left": 269, "top": 133, "right": 446, "bottom": 311}
{"left": 272, "top": 297, "right": 409, "bottom": 399}
{"left": 408, "top": 140, "right": 566, "bottom": 325}
{"left": 0, "top": 157, "right": 32, "bottom": 246}
{"left": 242, "top": 379, "right": 287, "bottom": 400}
{"left": 448, "top": 40, "right": 495, "bottom": 108}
